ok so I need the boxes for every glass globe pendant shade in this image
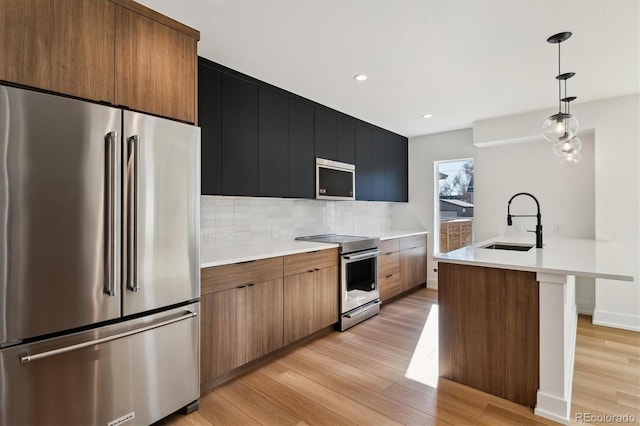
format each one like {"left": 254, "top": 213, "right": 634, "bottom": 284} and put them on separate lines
{"left": 542, "top": 112, "right": 579, "bottom": 143}
{"left": 558, "top": 149, "right": 581, "bottom": 166}
{"left": 552, "top": 137, "right": 582, "bottom": 158}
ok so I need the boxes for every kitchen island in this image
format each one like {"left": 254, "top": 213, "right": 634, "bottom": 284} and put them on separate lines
{"left": 434, "top": 234, "right": 635, "bottom": 425}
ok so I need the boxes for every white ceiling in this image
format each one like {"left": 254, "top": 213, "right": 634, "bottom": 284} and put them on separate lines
{"left": 137, "top": 0, "right": 639, "bottom": 138}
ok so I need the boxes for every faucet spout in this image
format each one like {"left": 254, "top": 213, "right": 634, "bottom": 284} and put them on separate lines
{"left": 507, "top": 192, "right": 543, "bottom": 248}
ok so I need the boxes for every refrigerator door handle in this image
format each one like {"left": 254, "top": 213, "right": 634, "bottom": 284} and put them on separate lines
{"left": 19, "top": 310, "right": 198, "bottom": 364}
{"left": 127, "top": 135, "right": 139, "bottom": 292}
{"left": 105, "top": 131, "right": 119, "bottom": 297}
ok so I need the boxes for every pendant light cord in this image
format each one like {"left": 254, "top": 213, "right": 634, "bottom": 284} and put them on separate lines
{"left": 557, "top": 42, "right": 562, "bottom": 113}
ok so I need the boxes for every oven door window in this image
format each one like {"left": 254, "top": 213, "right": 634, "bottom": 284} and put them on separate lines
{"left": 345, "top": 258, "right": 377, "bottom": 293}
{"left": 342, "top": 252, "right": 379, "bottom": 313}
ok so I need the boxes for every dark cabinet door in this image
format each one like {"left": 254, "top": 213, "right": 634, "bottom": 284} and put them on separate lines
{"left": 289, "top": 99, "right": 315, "bottom": 199}
{"left": 383, "top": 132, "right": 409, "bottom": 202}
{"left": 315, "top": 106, "right": 337, "bottom": 161}
{"left": 355, "top": 122, "right": 372, "bottom": 201}
{"left": 398, "top": 135, "right": 408, "bottom": 202}
{"left": 336, "top": 113, "right": 355, "bottom": 164}
{"left": 222, "top": 75, "right": 259, "bottom": 196}
{"left": 259, "top": 87, "right": 289, "bottom": 197}
{"left": 370, "top": 128, "right": 386, "bottom": 201}
{"left": 198, "top": 62, "right": 222, "bottom": 195}
{"left": 383, "top": 131, "right": 398, "bottom": 201}
{"left": 384, "top": 131, "right": 400, "bottom": 201}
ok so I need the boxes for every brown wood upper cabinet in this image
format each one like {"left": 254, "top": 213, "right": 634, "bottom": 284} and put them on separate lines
{"left": 0, "top": 0, "right": 199, "bottom": 123}
{"left": 0, "top": 0, "right": 116, "bottom": 103}
{"left": 114, "top": 3, "right": 197, "bottom": 123}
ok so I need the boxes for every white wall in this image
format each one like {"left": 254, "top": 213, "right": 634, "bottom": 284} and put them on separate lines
{"left": 391, "top": 128, "right": 596, "bottom": 305}
{"left": 410, "top": 94, "right": 639, "bottom": 330}
{"left": 201, "top": 196, "right": 391, "bottom": 248}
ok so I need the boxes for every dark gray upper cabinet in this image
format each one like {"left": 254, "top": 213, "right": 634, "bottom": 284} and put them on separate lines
{"left": 289, "top": 99, "right": 315, "bottom": 199}
{"left": 198, "top": 60, "right": 222, "bottom": 195}
{"left": 259, "top": 87, "right": 289, "bottom": 197}
{"left": 397, "top": 135, "right": 408, "bottom": 202}
{"left": 355, "top": 122, "right": 372, "bottom": 201}
{"left": 198, "top": 56, "right": 408, "bottom": 202}
{"left": 336, "top": 113, "right": 356, "bottom": 164}
{"left": 384, "top": 131, "right": 401, "bottom": 201}
{"left": 222, "top": 74, "right": 259, "bottom": 196}
{"left": 314, "top": 106, "right": 337, "bottom": 161}
{"left": 370, "top": 128, "right": 386, "bottom": 201}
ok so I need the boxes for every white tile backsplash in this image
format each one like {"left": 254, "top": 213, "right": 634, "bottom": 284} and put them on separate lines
{"left": 201, "top": 196, "right": 392, "bottom": 248}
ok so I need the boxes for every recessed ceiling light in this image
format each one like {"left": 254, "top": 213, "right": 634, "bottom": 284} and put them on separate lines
{"left": 422, "top": 113, "right": 432, "bottom": 118}
{"left": 354, "top": 74, "right": 368, "bottom": 81}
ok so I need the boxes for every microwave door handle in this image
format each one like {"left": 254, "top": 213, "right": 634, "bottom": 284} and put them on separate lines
{"left": 343, "top": 250, "right": 380, "bottom": 261}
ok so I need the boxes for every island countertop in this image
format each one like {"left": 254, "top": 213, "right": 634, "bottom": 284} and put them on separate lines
{"left": 434, "top": 233, "right": 635, "bottom": 282}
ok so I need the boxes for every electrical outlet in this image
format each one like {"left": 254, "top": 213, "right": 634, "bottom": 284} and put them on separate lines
{"left": 554, "top": 224, "right": 561, "bottom": 235}
{"left": 271, "top": 226, "right": 279, "bottom": 239}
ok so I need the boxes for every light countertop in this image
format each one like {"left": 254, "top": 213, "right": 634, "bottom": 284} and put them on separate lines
{"left": 201, "top": 240, "right": 339, "bottom": 268}
{"left": 434, "top": 233, "right": 635, "bottom": 282}
{"left": 379, "top": 230, "right": 428, "bottom": 240}
{"left": 201, "top": 230, "right": 427, "bottom": 268}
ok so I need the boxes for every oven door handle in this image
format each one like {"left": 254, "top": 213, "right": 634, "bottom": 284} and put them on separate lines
{"left": 343, "top": 250, "right": 380, "bottom": 261}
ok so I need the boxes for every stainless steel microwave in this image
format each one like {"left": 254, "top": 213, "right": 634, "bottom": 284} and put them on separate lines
{"left": 316, "top": 158, "right": 355, "bottom": 200}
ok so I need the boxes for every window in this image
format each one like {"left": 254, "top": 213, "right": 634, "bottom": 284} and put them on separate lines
{"left": 434, "top": 159, "right": 474, "bottom": 254}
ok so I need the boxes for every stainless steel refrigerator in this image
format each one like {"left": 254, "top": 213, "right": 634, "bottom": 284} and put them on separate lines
{"left": 0, "top": 84, "right": 201, "bottom": 425}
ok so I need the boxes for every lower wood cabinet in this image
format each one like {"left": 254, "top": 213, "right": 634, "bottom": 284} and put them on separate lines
{"left": 200, "top": 257, "right": 284, "bottom": 387}
{"left": 283, "top": 249, "right": 339, "bottom": 345}
{"left": 379, "top": 234, "right": 428, "bottom": 302}
{"left": 400, "top": 245, "right": 427, "bottom": 291}
{"left": 246, "top": 279, "right": 284, "bottom": 362}
{"left": 379, "top": 248, "right": 401, "bottom": 301}
{"left": 200, "top": 286, "right": 246, "bottom": 382}
{"left": 200, "top": 248, "right": 338, "bottom": 388}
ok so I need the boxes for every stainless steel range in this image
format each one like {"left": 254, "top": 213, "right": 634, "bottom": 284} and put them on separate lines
{"left": 296, "top": 234, "right": 381, "bottom": 330}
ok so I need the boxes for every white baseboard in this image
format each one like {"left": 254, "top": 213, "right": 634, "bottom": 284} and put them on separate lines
{"left": 534, "top": 405, "right": 570, "bottom": 425}
{"left": 426, "top": 278, "right": 438, "bottom": 290}
{"left": 576, "top": 300, "right": 594, "bottom": 316}
{"left": 593, "top": 310, "right": 640, "bottom": 332}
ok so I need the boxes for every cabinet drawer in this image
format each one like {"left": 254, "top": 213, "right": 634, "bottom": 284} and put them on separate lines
{"left": 399, "top": 234, "right": 427, "bottom": 250}
{"left": 380, "top": 239, "right": 399, "bottom": 255}
{"left": 284, "top": 248, "right": 338, "bottom": 277}
{"left": 380, "top": 272, "right": 401, "bottom": 301}
{"left": 379, "top": 251, "right": 400, "bottom": 277}
{"left": 201, "top": 257, "right": 283, "bottom": 295}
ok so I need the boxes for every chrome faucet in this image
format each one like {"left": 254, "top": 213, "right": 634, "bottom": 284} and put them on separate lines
{"left": 507, "top": 192, "right": 543, "bottom": 248}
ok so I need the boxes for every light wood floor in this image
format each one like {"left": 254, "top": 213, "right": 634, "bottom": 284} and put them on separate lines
{"left": 160, "top": 288, "right": 639, "bottom": 426}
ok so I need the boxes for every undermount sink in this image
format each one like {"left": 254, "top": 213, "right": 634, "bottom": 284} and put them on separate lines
{"left": 481, "top": 242, "right": 535, "bottom": 252}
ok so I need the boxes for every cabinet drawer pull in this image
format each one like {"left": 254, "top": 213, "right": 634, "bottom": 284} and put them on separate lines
{"left": 247, "top": 283, "right": 255, "bottom": 287}
{"left": 385, "top": 274, "right": 393, "bottom": 278}
{"left": 308, "top": 269, "right": 315, "bottom": 273}
{"left": 237, "top": 285, "right": 246, "bottom": 289}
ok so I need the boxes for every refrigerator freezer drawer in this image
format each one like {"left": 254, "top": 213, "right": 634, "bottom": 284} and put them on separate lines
{"left": 0, "top": 303, "right": 200, "bottom": 426}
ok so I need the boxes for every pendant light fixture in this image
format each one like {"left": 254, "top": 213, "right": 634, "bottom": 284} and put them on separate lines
{"left": 542, "top": 31, "right": 582, "bottom": 165}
